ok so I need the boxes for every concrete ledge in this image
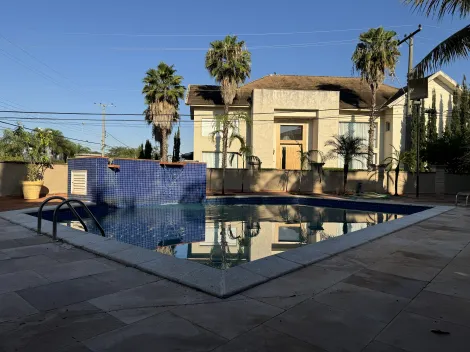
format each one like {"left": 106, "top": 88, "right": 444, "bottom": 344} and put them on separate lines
{"left": 0, "top": 198, "right": 453, "bottom": 298}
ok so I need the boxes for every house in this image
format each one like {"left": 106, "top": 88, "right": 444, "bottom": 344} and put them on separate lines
{"left": 186, "top": 71, "right": 457, "bottom": 170}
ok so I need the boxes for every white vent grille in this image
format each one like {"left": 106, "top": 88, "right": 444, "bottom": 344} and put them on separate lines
{"left": 71, "top": 170, "right": 87, "bottom": 195}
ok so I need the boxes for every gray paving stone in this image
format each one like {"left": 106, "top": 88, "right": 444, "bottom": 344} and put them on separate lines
{"left": 44, "top": 248, "right": 97, "bottom": 263}
{"left": 0, "top": 255, "right": 59, "bottom": 275}
{"left": 0, "top": 292, "right": 38, "bottom": 323}
{"left": 17, "top": 276, "right": 119, "bottom": 310}
{"left": 369, "top": 260, "right": 441, "bottom": 282}
{"left": 0, "top": 302, "right": 124, "bottom": 352}
{"left": 314, "top": 282, "right": 410, "bottom": 323}
{"left": 254, "top": 293, "right": 311, "bottom": 310}
{"left": 83, "top": 311, "right": 226, "bottom": 352}
{"left": 266, "top": 299, "right": 386, "bottom": 352}
{"left": 0, "top": 240, "right": 24, "bottom": 250}
{"left": 0, "top": 252, "right": 10, "bottom": 260}
{"left": 15, "top": 236, "right": 52, "bottom": 246}
{"left": 33, "top": 258, "right": 116, "bottom": 282}
{"left": 2, "top": 242, "right": 68, "bottom": 259}
{"left": 91, "top": 267, "right": 160, "bottom": 291}
{"left": 314, "top": 254, "right": 367, "bottom": 273}
{"left": 377, "top": 311, "right": 470, "bottom": 352}
{"left": 107, "top": 306, "right": 168, "bottom": 324}
{"left": 88, "top": 280, "right": 218, "bottom": 313}
{"left": 406, "top": 290, "right": 470, "bottom": 327}
{"left": 343, "top": 269, "right": 427, "bottom": 299}
{"left": 171, "top": 298, "right": 283, "bottom": 339}
{"left": 81, "top": 239, "right": 133, "bottom": 255}
{"left": 212, "top": 325, "right": 322, "bottom": 352}
{"left": 363, "top": 341, "right": 407, "bottom": 352}
{"left": 240, "top": 255, "right": 302, "bottom": 279}
{"left": 0, "top": 270, "right": 49, "bottom": 294}
{"left": 137, "top": 252, "right": 204, "bottom": 281}
{"left": 244, "top": 265, "right": 351, "bottom": 299}
{"left": 425, "top": 264, "right": 470, "bottom": 300}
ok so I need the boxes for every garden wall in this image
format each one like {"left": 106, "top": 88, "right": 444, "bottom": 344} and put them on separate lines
{"left": 206, "top": 168, "right": 438, "bottom": 195}
{"left": 0, "top": 162, "right": 68, "bottom": 197}
{"left": 68, "top": 157, "right": 206, "bottom": 207}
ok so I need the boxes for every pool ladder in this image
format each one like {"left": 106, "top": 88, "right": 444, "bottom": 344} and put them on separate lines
{"left": 37, "top": 196, "right": 105, "bottom": 241}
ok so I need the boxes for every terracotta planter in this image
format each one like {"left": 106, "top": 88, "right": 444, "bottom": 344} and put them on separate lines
{"left": 22, "top": 180, "right": 44, "bottom": 200}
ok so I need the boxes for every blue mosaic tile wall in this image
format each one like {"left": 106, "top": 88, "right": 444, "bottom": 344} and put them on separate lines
{"left": 68, "top": 158, "right": 206, "bottom": 207}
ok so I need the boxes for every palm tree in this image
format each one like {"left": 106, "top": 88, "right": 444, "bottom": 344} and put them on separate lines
{"left": 404, "top": 0, "right": 469, "bottom": 77}
{"left": 210, "top": 113, "right": 251, "bottom": 193}
{"left": 205, "top": 35, "right": 251, "bottom": 194}
{"left": 325, "top": 134, "right": 367, "bottom": 193}
{"left": 142, "top": 62, "right": 185, "bottom": 162}
{"left": 352, "top": 27, "right": 400, "bottom": 167}
{"left": 383, "top": 146, "right": 414, "bottom": 196}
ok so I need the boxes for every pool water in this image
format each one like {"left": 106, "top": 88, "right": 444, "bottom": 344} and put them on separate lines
{"left": 53, "top": 203, "right": 403, "bottom": 270}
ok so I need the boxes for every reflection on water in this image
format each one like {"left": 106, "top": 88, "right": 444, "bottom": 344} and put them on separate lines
{"left": 61, "top": 204, "right": 402, "bottom": 270}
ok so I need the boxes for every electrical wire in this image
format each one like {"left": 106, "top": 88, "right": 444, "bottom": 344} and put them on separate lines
{"left": 61, "top": 24, "right": 415, "bottom": 38}
{"left": 0, "top": 120, "right": 103, "bottom": 146}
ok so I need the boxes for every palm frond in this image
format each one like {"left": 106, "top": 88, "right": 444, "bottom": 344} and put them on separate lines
{"left": 413, "top": 24, "right": 470, "bottom": 76}
{"left": 404, "top": 0, "right": 470, "bottom": 19}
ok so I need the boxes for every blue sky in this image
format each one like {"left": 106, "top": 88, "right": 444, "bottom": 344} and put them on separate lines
{"left": 0, "top": 0, "right": 468, "bottom": 154}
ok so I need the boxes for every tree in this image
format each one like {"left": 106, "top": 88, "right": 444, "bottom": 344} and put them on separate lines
{"left": 137, "top": 144, "right": 145, "bottom": 159}
{"left": 144, "top": 140, "right": 153, "bottom": 159}
{"left": 325, "top": 134, "right": 367, "bottom": 193}
{"left": 205, "top": 35, "right": 251, "bottom": 194}
{"left": 427, "top": 89, "right": 438, "bottom": 143}
{"left": 210, "top": 112, "right": 251, "bottom": 193}
{"left": 459, "top": 76, "right": 470, "bottom": 135}
{"left": 234, "top": 144, "right": 252, "bottom": 193}
{"left": 383, "top": 146, "right": 414, "bottom": 196}
{"left": 107, "top": 146, "right": 138, "bottom": 158}
{"left": 404, "top": 0, "right": 469, "bottom": 77}
{"left": 409, "top": 100, "right": 426, "bottom": 171}
{"left": 142, "top": 62, "right": 185, "bottom": 162}
{"left": 172, "top": 127, "right": 181, "bottom": 162}
{"left": 450, "top": 88, "right": 462, "bottom": 135}
{"left": 352, "top": 27, "right": 400, "bottom": 167}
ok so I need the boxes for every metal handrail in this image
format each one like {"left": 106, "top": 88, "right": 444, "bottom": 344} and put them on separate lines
{"left": 37, "top": 196, "right": 88, "bottom": 234}
{"left": 52, "top": 199, "right": 105, "bottom": 240}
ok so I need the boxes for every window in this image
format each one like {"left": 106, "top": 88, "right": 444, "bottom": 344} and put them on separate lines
{"left": 278, "top": 227, "right": 301, "bottom": 242}
{"left": 201, "top": 119, "right": 215, "bottom": 137}
{"left": 202, "top": 119, "right": 240, "bottom": 137}
{"left": 202, "top": 152, "right": 238, "bottom": 169}
{"left": 280, "top": 125, "right": 303, "bottom": 141}
{"left": 386, "top": 122, "right": 391, "bottom": 132}
{"left": 339, "top": 122, "right": 378, "bottom": 147}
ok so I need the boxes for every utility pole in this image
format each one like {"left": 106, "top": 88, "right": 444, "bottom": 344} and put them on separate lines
{"left": 94, "top": 103, "right": 114, "bottom": 156}
{"left": 398, "top": 25, "right": 422, "bottom": 149}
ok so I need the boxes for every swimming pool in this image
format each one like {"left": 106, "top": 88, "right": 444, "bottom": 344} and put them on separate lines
{"left": 36, "top": 196, "right": 425, "bottom": 270}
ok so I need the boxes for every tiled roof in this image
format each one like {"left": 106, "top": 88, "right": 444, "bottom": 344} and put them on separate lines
{"left": 186, "top": 75, "right": 399, "bottom": 110}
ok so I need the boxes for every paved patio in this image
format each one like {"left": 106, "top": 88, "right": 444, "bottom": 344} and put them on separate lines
{"left": 0, "top": 207, "right": 469, "bottom": 351}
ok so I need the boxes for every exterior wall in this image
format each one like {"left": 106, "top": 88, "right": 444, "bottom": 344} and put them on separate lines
{"left": 0, "top": 162, "right": 67, "bottom": 197}
{"left": 68, "top": 157, "right": 206, "bottom": 207}
{"left": 192, "top": 106, "right": 250, "bottom": 165}
{"left": 424, "top": 76, "right": 454, "bottom": 136}
{"left": 251, "top": 89, "right": 340, "bottom": 168}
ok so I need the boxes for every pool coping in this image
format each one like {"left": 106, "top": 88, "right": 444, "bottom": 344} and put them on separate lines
{"left": 0, "top": 197, "right": 453, "bottom": 298}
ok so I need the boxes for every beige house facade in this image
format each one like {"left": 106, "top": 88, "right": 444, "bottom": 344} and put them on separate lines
{"left": 186, "top": 71, "right": 457, "bottom": 170}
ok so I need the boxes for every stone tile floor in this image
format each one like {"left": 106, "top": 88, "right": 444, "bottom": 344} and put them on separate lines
{"left": 0, "top": 208, "right": 469, "bottom": 351}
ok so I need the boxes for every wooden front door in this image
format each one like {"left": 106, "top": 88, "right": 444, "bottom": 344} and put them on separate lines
{"left": 279, "top": 145, "right": 302, "bottom": 170}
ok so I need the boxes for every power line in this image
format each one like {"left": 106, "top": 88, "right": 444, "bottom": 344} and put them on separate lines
{"left": 61, "top": 24, "right": 415, "bottom": 38}
{"left": 106, "top": 131, "right": 130, "bottom": 148}
{"left": 0, "top": 120, "right": 103, "bottom": 146}
{"left": 0, "top": 32, "right": 80, "bottom": 88}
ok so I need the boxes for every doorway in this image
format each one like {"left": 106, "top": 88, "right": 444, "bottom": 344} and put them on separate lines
{"left": 276, "top": 124, "right": 306, "bottom": 170}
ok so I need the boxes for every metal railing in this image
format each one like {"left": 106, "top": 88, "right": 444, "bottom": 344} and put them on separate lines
{"left": 52, "top": 199, "right": 105, "bottom": 240}
{"left": 36, "top": 196, "right": 105, "bottom": 240}
{"left": 37, "top": 196, "right": 88, "bottom": 234}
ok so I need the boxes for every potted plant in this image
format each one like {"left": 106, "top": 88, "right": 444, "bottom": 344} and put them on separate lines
{"left": 16, "top": 127, "right": 53, "bottom": 200}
